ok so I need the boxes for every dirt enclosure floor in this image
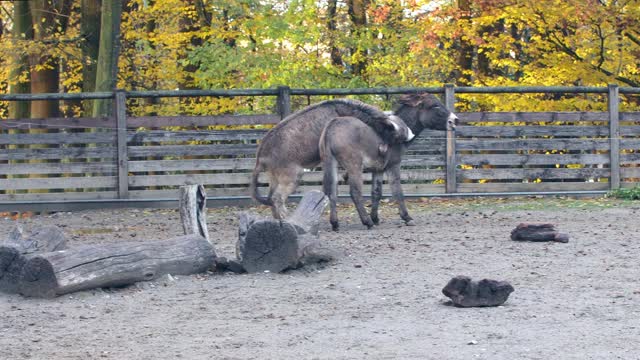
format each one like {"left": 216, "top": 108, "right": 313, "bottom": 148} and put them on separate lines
{"left": 1, "top": 197, "right": 639, "bottom": 359}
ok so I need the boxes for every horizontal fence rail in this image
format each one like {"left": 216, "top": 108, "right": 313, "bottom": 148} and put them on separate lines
{"left": 1, "top": 85, "right": 640, "bottom": 211}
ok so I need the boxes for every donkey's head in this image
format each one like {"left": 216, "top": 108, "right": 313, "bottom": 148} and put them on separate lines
{"left": 383, "top": 114, "right": 415, "bottom": 144}
{"left": 394, "top": 93, "right": 458, "bottom": 132}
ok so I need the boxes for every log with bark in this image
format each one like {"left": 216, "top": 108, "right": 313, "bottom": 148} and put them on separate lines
{"left": 0, "top": 225, "right": 67, "bottom": 294}
{"left": 236, "top": 190, "right": 334, "bottom": 273}
{"left": 7, "top": 185, "right": 216, "bottom": 298}
{"left": 18, "top": 234, "right": 215, "bottom": 298}
{"left": 510, "top": 223, "right": 569, "bottom": 243}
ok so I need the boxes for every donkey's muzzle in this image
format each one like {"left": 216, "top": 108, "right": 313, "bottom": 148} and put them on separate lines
{"left": 448, "top": 113, "right": 459, "bottom": 130}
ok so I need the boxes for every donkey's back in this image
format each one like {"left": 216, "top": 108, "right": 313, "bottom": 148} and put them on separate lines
{"left": 256, "top": 99, "right": 390, "bottom": 169}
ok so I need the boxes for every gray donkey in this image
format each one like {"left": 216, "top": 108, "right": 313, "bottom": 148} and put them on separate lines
{"left": 320, "top": 114, "right": 415, "bottom": 230}
{"left": 251, "top": 93, "right": 458, "bottom": 219}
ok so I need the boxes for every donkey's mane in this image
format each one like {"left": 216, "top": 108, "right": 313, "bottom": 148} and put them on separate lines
{"left": 395, "top": 93, "right": 439, "bottom": 108}
{"left": 283, "top": 98, "right": 392, "bottom": 135}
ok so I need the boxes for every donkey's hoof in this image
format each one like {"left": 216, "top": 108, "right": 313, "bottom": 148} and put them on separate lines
{"left": 405, "top": 219, "right": 416, "bottom": 226}
{"left": 371, "top": 217, "right": 380, "bottom": 225}
{"left": 331, "top": 222, "right": 340, "bottom": 231}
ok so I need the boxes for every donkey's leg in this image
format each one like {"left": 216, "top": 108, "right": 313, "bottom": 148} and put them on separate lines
{"left": 389, "top": 164, "right": 414, "bottom": 226}
{"left": 271, "top": 167, "right": 300, "bottom": 220}
{"left": 345, "top": 168, "right": 374, "bottom": 229}
{"left": 267, "top": 173, "right": 281, "bottom": 219}
{"left": 322, "top": 155, "right": 340, "bottom": 231}
{"left": 370, "top": 171, "right": 384, "bottom": 225}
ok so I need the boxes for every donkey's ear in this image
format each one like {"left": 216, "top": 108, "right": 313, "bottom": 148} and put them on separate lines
{"left": 383, "top": 116, "right": 401, "bottom": 132}
{"left": 416, "top": 94, "right": 440, "bottom": 109}
{"left": 398, "top": 93, "right": 423, "bottom": 107}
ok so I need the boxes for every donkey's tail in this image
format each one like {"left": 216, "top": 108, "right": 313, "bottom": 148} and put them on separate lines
{"left": 250, "top": 161, "right": 273, "bottom": 206}
{"left": 319, "top": 122, "right": 338, "bottom": 197}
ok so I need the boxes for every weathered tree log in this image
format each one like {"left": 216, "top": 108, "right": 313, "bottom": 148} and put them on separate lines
{"left": 295, "top": 233, "right": 335, "bottom": 268}
{"left": 510, "top": 223, "right": 569, "bottom": 243}
{"left": 442, "top": 276, "right": 515, "bottom": 308}
{"left": 179, "top": 184, "right": 211, "bottom": 243}
{"left": 0, "top": 225, "right": 67, "bottom": 294}
{"left": 286, "top": 190, "right": 328, "bottom": 236}
{"left": 18, "top": 234, "right": 215, "bottom": 298}
{"left": 236, "top": 213, "right": 300, "bottom": 273}
{"left": 236, "top": 190, "right": 332, "bottom": 273}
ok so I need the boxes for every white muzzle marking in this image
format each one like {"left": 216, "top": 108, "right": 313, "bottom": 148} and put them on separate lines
{"left": 406, "top": 127, "right": 415, "bottom": 141}
{"left": 448, "top": 113, "right": 458, "bottom": 130}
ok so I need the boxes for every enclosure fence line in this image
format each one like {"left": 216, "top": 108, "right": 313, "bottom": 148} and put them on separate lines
{"left": 1, "top": 84, "right": 639, "bottom": 212}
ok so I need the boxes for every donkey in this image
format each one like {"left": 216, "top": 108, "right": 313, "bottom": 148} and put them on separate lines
{"left": 320, "top": 114, "right": 415, "bottom": 230}
{"left": 250, "top": 93, "right": 458, "bottom": 219}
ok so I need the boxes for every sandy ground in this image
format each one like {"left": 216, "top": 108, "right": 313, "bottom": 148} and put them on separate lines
{"left": 1, "top": 197, "right": 639, "bottom": 360}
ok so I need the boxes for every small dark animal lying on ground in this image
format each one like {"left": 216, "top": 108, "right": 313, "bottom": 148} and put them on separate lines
{"left": 250, "top": 94, "right": 458, "bottom": 220}
{"left": 320, "top": 114, "right": 414, "bottom": 230}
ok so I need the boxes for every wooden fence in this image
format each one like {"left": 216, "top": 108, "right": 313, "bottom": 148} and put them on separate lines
{"left": 1, "top": 85, "right": 639, "bottom": 211}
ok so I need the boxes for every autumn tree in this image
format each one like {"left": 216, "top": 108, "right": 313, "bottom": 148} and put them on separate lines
{"left": 81, "top": 0, "right": 102, "bottom": 115}
{"left": 29, "top": 0, "right": 72, "bottom": 118}
{"left": 1, "top": 0, "right": 639, "bottom": 116}
{"left": 8, "top": 1, "right": 32, "bottom": 119}
{"left": 93, "top": 0, "right": 122, "bottom": 117}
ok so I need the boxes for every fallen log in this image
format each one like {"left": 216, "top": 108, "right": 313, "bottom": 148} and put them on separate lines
{"left": 10, "top": 184, "right": 218, "bottom": 298}
{"left": 0, "top": 225, "right": 67, "bottom": 294}
{"left": 19, "top": 234, "right": 215, "bottom": 298}
{"left": 236, "top": 190, "right": 333, "bottom": 273}
{"left": 510, "top": 223, "right": 569, "bottom": 243}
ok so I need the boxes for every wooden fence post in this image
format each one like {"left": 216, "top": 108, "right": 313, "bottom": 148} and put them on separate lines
{"left": 115, "top": 90, "right": 129, "bottom": 198}
{"left": 444, "top": 84, "right": 457, "bottom": 193}
{"left": 277, "top": 86, "right": 291, "bottom": 120}
{"left": 608, "top": 84, "right": 620, "bottom": 190}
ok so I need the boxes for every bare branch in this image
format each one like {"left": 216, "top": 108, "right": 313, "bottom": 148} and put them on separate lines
{"left": 595, "top": 24, "right": 605, "bottom": 69}
{"left": 625, "top": 31, "right": 640, "bottom": 47}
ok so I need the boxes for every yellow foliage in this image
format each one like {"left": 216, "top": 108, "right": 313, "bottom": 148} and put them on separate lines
{"left": 1, "top": 0, "right": 639, "bottom": 118}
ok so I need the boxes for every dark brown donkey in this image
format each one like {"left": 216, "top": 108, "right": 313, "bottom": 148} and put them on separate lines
{"left": 320, "top": 115, "right": 415, "bottom": 230}
{"left": 250, "top": 94, "right": 458, "bottom": 219}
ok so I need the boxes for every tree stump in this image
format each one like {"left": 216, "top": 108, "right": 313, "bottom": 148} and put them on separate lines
{"left": 510, "top": 223, "right": 569, "bottom": 243}
{"left": 0, "top": 225, "right": 67, "bottom": 294}
{"left": 179, "top": 184, "right": 211, "bottom": 244}
{"left": 19, "top": 234, "right": 215, "bottom": 298}
{"left": 236, "top": 213, "right": 300, "bottom": 273}
{"left": 236, "top": 190, "right": 333, "bottom": 273}
{"left": 442, "top": 276, "right": 515, "bottom": 308}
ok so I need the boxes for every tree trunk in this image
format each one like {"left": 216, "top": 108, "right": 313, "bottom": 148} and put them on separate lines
{"left": 81, "top": 0, "right": 102, "bottom": 116}
{"left": 7, "top": 1, "right": 33, "bottom": 196}
{"left": 0, "top": 225, "right": 67, "bottom": 294}
{"left": 29, "top": 0, "right": 66, "bottom": 118}
{"left": 455, "top": 0, "right": 473, "bottom": 85}
{"left": 327, "top": 0, "right": 343, "bottom": 67}
{"left": 347, "top": 0, "right": 369, "bottom": 78}
{"left": 93, "top": 0, "right": 122, "bottom": 117}
{"left": 8, "top": 1, "right": 32, "bottom": 119}
{"left": 19, "top": 234, "right": 215, "bottom": 298}
{"left": 29, "top": 60, "right": 60, "bottom": 118}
